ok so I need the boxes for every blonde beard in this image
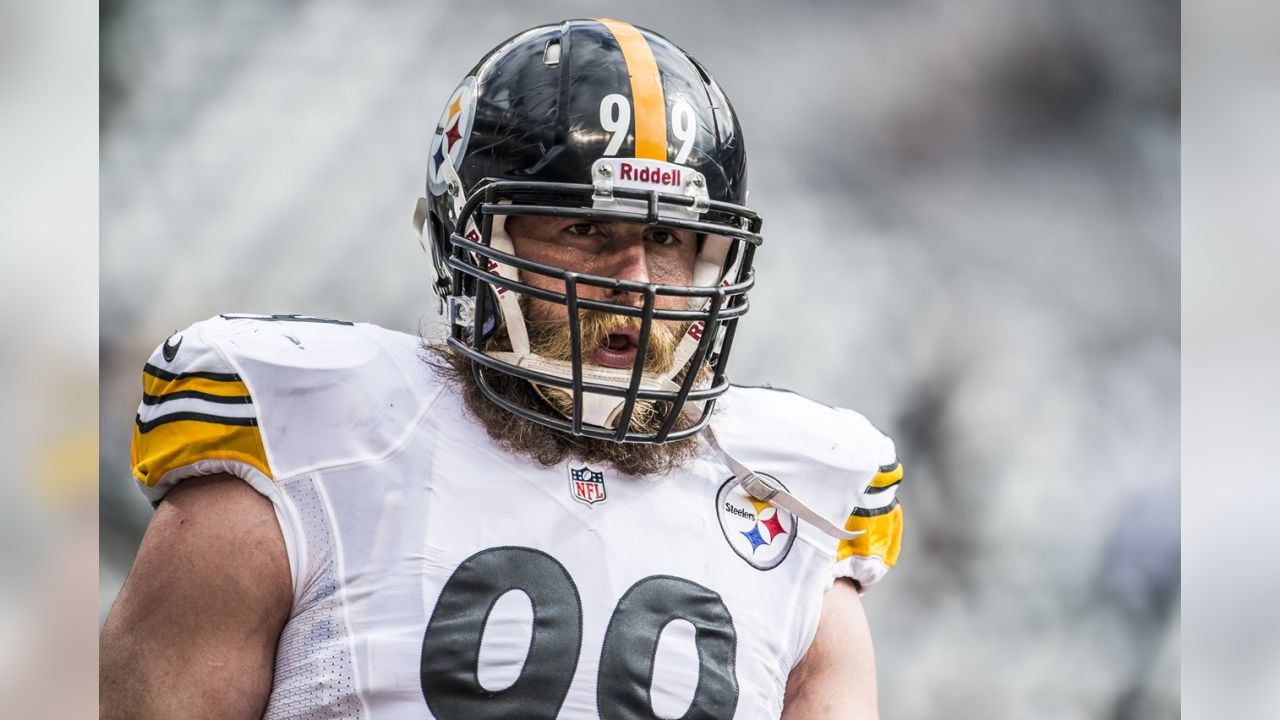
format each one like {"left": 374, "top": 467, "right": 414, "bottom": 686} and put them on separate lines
{"left": 525, "top": 307, "right": 680, "bottom": 375}
{"left": 523, "top": 304, "right": 685, "bottom": 434}
{"left": 419, "top": 302, "right": 713, "bottom": 476}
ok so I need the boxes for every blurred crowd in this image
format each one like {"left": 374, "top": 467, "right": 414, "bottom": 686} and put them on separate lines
{"left": 96, "top": 1, "right": 1179, "bottom": 718}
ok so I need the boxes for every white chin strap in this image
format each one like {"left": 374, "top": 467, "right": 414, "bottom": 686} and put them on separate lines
{"left": 481, "top": 214, "right": 531, "bottom": 355}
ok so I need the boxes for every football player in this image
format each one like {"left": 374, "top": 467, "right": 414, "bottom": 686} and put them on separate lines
{"left": 100, "top": 19, "right": 904, "bottom": 720}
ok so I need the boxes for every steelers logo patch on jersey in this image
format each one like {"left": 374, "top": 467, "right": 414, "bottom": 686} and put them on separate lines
{"left": 715, "top": 474, "right": 798, "bottom": 570}
{"left": 427, "top": 76, "right": 477, "bottom": 194}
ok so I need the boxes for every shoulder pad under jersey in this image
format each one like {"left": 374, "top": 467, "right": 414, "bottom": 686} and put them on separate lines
{"left": 714, "top": 385, "right": 904, "bottom": 592}
{"left": 131, "top": 314, "right": 443, "bottom": 504}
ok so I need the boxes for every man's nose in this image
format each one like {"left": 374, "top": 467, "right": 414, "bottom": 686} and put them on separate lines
{"left": 601, "top": 236, "right": 650, "bottom": 304}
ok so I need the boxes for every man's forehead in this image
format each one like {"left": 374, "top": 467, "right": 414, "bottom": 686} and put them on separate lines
{"left": 505, "top": 215, "right": 687, "bottom": 235}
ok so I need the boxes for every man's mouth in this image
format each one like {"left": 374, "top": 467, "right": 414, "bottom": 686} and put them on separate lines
{"left": 591, "top": 327, "right": 640, "bottom": 368}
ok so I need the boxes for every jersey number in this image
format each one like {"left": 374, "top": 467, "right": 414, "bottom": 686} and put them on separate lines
{"left": 420, "top": 546, "right": 739, "bottom": 719}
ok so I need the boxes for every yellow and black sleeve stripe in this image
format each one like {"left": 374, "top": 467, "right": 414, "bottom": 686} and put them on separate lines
{"left": 131, "top": 362, "right": 272, "bottom": 487}
{"left": 837, "top": 460, "right": 905, "bottom": 567}
{"left": 866, "top": 460, "right": 903, "bottom": 493}
{"left": 837, "top": 499, "right": 904, "bottom": 568}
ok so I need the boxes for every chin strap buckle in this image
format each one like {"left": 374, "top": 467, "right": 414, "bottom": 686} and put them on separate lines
{"left": 446, "top": 296, "right": 475, "bottom": 329}
{"left": 740, "top": 472, "right": 780, "bottom": 503}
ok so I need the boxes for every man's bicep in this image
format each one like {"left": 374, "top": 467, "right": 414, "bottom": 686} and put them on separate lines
{"left": 100, "top": 474, "right": 293, "bottom": 720}
{"left": 782, "top": 578, "right": 879, "bottom": 720}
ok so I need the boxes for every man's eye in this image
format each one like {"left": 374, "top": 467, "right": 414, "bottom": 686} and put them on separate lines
{"left": 648, "top": 230, "right": 680, "bottom": 247}
{"left": 566, "top": 223, "right": 597, "bottom": 236}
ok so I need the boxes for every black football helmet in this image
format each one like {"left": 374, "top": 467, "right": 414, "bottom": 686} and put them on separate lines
{"left": 414, "top": 18, "right": 762, "bottom": 444}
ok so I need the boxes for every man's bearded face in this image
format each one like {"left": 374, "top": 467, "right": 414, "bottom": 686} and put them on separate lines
{"left": 505, "top": 214, "right": 699, "bottom": 378}
{"left": 434, "top": 215, "right": 709, "bottom": 471}
{"left": 503, "top": 214, "right": 702, "bottom": 431}
{"left": 521, "top": 300, "right": 692, "bottom": 431}
{"left": 524, "top": 302, "right": 683, "bottom": 376}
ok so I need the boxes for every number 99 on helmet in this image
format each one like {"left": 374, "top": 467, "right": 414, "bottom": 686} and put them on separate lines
{"left": 412, "top": 18, "right": 763, "bottom": 444}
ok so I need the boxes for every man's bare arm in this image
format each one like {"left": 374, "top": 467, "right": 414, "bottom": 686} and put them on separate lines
{"left": 100, "top": 474, "right": 293, "bottom": 720}
{"left": 782, "top": 578, "right": 879, "bottom": 720}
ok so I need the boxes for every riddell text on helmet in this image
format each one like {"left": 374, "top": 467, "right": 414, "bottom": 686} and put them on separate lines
{"left": 619, "top": 162, "right": 681, "bottom": 186}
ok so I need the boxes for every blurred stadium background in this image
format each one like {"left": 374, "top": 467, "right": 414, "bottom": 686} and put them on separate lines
{"left": 99, "top": 1, "right": 1179, "bottom": 718}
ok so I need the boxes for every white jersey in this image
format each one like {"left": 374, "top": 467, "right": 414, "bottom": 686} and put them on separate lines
{"left": 131, "top": 314, "right": 905, "bottom": 720}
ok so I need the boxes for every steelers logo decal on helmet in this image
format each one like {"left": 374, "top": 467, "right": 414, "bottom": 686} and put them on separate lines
{"left": 716, "top": 474, "right": 798, "bottom": 570}
{"left": 427, "top": 76, "right": 477, "bottom": 194}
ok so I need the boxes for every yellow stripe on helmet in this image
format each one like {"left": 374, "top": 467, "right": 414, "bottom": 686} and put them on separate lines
{"left": 596, "top": 18, "right": 668, "bottom": 161}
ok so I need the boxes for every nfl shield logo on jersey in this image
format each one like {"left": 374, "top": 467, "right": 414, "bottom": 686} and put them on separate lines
{"left": 568, "top": 466, "right": 607, "bottom": 506}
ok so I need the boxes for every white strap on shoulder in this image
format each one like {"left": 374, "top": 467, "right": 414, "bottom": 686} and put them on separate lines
{"left": 703, "top": 424, "right": 864, "bottom": 542}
